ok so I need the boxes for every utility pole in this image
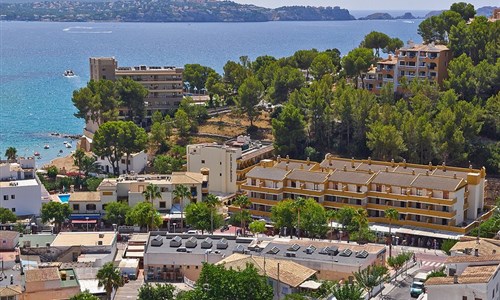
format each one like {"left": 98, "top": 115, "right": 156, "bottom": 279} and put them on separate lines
{"left": 276, "top": 262, "right": 280, "bottom": 300}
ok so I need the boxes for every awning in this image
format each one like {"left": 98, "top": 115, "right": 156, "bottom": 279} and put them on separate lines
{"left": 70, "top": 214, "right": 101, "bottom": 220}
{"left": 397, "top": 226, "right": 463, "bottom": 240}
{"left": 299, "top": 280, "right": 322, "bottom": 290}
{"left": 72, "top": 219, "right": 97, "bottom": 224}
{"left": 125, "top": 251, "right": 144, "bottom": 258}
{"left": 370, "top": 223, "right": 401, "bottom": 234}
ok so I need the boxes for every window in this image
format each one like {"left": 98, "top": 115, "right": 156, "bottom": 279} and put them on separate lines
{"left": 86, "top": 204, "right": 97, "bottom": 211}
{"left": 462, "top": 297, "right": 467, "bottom": 300}
{"left": 102, "top": 204, "right": 107, "bottom": 210}
{"left": 11, "top": 208, "right": 15, "bottom": 212}
{"left": 10, "top": 195, "right": 15, "bottom": 200}
{"left": 356, "top": 186, "right": 361, "bottom": 193}
{"left": 416, "top": 189, "right": 422, "bottom": 196}
{"left": 3, "top": 195, "right": 7, "bottom": 201}
{"left": 201, "top": 160, "right": 205, "bottom": 164}
{"left": 159, "top": 202, "right": 166, "bottom": 208}
{"left": 186, "top": 266, "right": 190, "bottom": 269}
{"left": 314, "top": 184, "right": 319, "bottom": 190}
{"left": 195, "top": 266, "right": 199, "bottom": 269}
{"left": 73, "top": 204, "right": 80, "bottom": 211}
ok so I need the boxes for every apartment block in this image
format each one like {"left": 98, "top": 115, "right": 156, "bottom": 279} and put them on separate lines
{"left": 364, "top": 41, "right": 451, "bottom": 94}
{"left": 89, "top": 57, "right": 184, "bottom": 124}
{"left": 238, "top": 155, "right": 488, "bottom": 238}
{"left": 95, "top": 172, "right": 207, "bottom": 227}
{"left": 187, "top": 136, "right": 274, "bottom": 195}
{"left": 0, "top": 157, "right": 46, "bottom": 217}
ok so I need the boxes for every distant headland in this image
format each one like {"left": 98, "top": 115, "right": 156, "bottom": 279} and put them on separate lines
{"left": 0, "top": 0, "right": 355, "bottom": 22}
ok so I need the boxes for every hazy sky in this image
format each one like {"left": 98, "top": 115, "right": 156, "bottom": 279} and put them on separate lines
{"left": 231, "top": 0, "right": 497, "bottom": 10}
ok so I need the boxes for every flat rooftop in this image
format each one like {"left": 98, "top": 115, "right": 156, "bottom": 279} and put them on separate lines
{"left": 19, "top": 234, "right": 57, "bottom": 248}
{"left": 0, "top": 179, "right": 38, "bottom": 188}
{"left": 51, "top": 232, "right": 117, "bottom": 247}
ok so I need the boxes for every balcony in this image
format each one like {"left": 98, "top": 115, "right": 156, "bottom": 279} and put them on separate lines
{"left": 322, "top": 201, "right": 365, "bottom": 210}
{"left": 366, "top": 203, "right": 456, "bottom": 219}
{"left": 241, "top": 184, "right": 282, "bottom": 194}
{"left": 325, "top": 188, "right": 366, "bottom": 199}
{"left": 249, "top": 197, "right": 280, "bottom": 206}
{"left": 367, "top": 191, "right": 457, "bottom": 206}
{"left": 282, "top": 186, "right": 324, "bottom": 197}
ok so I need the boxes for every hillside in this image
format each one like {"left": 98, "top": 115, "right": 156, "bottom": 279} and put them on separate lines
{"left": 0, "top": 0, "right": 355, "bottom": 22}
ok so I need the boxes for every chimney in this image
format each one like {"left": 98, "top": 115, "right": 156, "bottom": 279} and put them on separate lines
{"left": 474, "top": 248, "right": 479, "bottom": 257}
{"left": 368, "top": 168, "right": 372, "bottom": 174}
{"left": 391, "top": 158, "right": 395, "bottom": 167}
{"left": 412, "top": 169, "right": 415, "bottom": 175}
{"left": 429, "top": 162, "right": 433, "bottom": 170}
{"left": 493, "top": 249, "right": 497, "bottom": 255}
{"left": 453, "top": 275, "right": 458, "bottom": 284}
{"left": 388, "top": 54, "right": 392, "bottom": 60}
{"left": 385, "top": 166, "right": 389, "bottom": 172}
{"left": 306, "top": 157, "right": 310, "bottom": 166}
{"left": 286, "top": 155, "right": 290, "bottom": 163}
{"left": 454, "top": 173, "right": 457, "bottom": 179}
{"left": 368, "top": 157, "right": 372, "bottom": 165}
{"left": 277, "top": 155, "right": 281, "bottom": 163}
{"left": 403, "top": 159, "right": 407, "bottom": 169}
{"left": 426, "top": 171, "right": 429, "bottom": 176}
{"left": 300, "top": 164, "right": 304, "bottom": 170}
{"left": 442, "top": 161, "right": 446, "bottom": 171}
{"left": 285, "top": 164, "right": 288, "bottom": 171}
{"left": 351, "top": 157, "right": 355, "bottom": 168}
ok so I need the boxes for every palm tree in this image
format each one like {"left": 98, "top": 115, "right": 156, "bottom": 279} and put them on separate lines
{"left": 385, "top": 208, "right": 399, "bottom": 258}
{"left": 233, "top": 194, "right": 252, "bottom": 236}
{"left": 292, "top": 196, "right": 307, "bottom": 239}
{"left": 173, "top": 184, "right": 190, "bottom": 230}
{"left": 97, "top": 262, "right": 124, "bottom": 300}
{"left": 326, "top": 209, "right": 337, "bottom": 241}
{"left": 353, "top": 265, "right": 389, "bottom": 298}
{"left": 331, "top": 282, "right": 364, "bottom": 300}
{"left": 205, "top": 194, "right": 221, "bottom": 234}
{"left": 143, "top": 183, "right": 162, "bottom": 230}
{"left": 5, "top": 147, "right": 17, "bottom": 161}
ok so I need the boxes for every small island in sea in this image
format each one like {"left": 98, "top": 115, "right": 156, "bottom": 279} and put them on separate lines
{"left": 0, "top": 0, "right": 355, "bottom": 22}
{"left": 358, "top": 12, "right": 419, "bottom": 20}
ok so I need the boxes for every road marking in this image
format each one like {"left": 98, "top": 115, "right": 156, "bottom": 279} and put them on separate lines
{"left": 421, "top": 261, "right": 444, "bottom": 268}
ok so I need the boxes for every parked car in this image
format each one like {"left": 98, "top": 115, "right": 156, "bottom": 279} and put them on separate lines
{"left": 410, "top": 281, "right": 425, "bottom": 298}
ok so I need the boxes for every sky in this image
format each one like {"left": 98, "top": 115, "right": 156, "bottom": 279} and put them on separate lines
{"left": 231, "top": 0, "right": 497, "bottom": 10}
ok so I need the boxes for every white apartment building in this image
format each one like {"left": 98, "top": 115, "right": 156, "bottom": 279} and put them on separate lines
{"left": 96, "top": 150, "right": 148, "bottom": 175}
{"left": 426, "top": 255, "right": 500, "bottom": 300}
{"left": 0, "top": 158, "right": 43, "bottom": 216}
{"left": 187, "top": 136, "right": 274, "bottom": 195}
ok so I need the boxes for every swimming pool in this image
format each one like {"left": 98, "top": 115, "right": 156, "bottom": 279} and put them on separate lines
{"left": 58, "top": 194, "right": 70, "bottom": 203}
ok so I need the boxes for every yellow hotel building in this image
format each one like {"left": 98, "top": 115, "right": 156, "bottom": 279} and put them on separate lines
{"left": 237, "top": 155, "right": 490, "bottom": 235}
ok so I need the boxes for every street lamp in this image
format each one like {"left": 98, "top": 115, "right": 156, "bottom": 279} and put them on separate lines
{"left": 85, "top": 217, "right": 89, "bottom": 232}
{"left": 173, "top": 223, "right": 176, "bottom": 234}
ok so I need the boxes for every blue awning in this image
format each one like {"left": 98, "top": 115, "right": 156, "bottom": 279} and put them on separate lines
{"left": 70, "top": 214, "right": 101, "bottom": 220}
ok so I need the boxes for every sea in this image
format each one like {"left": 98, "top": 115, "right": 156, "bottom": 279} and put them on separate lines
{"left": 0, "top": 19, "right": 423, "bottom": 166}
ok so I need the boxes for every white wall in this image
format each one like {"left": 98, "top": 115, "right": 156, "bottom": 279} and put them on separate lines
{"left": 427, "top": 283, "right": 489, "bottom": 300}
{"left": 187, "top": 145, "right": 240, "bottom": 194}
{"left": 97, "top": 151, "right": 147, "bottom": 175}
{"left": 0, "top": 180, "right": 42, "bottom": 216}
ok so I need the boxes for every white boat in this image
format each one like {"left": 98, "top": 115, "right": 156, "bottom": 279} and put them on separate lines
{"left": 64, "top": 70, "right": 75, "bottom": 77}
{"left": 44, "top": 144, "right": 50, "bottom": 149}
{"left": 65, "top": 143, "right": 72, "bottom": 148}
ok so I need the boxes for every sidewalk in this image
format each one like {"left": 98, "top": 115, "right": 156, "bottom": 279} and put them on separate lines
{"left": 371, "top": 262, "right": 420, "bottom": 300}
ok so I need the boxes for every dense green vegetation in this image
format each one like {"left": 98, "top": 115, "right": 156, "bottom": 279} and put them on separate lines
{"left": 0, "top": 0, "right": 354, "bottom": 22}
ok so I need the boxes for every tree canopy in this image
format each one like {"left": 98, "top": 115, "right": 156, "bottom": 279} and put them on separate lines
{"left": 92, "top": 121, "right": 147, "bottom": 175}
{"left": 0, "top": 207, "right": 17, "bottom": 224}
{"left": 40, "top": 202, "right": 71, "bottom": 232}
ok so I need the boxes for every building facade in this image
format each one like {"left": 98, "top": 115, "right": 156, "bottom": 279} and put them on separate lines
{"left": 89, "top": 57, "right": 184, "bottom": 122}
{"left": 426, "top": 255, "right": 500, "bottom": 300}
{"left": 364, "top": 41, "right": 451, "bottom": 94}
{"left": 0, "top": 158, "right": 44, "bottom": 217}
{"left": 97, "top": 172, "right": 207, "bottom": 226}
{"left": 238, "top": 155, "right": 488, "bottom": 237}
{"left": 143, "top": 233, "right": 385, "bottom": 283}
{"left": 187, "top": 136, "right": 274, "bottom": 195}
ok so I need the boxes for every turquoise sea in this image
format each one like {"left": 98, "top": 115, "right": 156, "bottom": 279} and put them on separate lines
{"left": 0, "top": 19, "right": 422, "bottom": 166}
